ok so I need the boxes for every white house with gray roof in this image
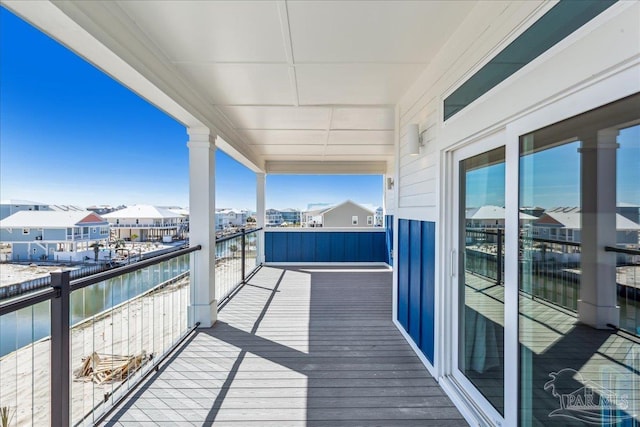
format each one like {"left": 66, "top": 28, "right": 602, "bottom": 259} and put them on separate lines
{"left": 0, "top": 199, "right": 51, "bottom": 220}
{"left": 103, "top": 205, "right": 188, "bottom": 242}
{"left": 533, "top": 207, "right": 640, "bottom": 244}
{"left": 303, "top": 200, "right": 376, "bottom": 228}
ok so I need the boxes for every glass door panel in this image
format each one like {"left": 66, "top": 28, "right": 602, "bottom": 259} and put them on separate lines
{"left": 519, "top": 99, "right": 640, "bottom": 426}
{"left": 458, "top": 146, "right": 506, "bottom": 415}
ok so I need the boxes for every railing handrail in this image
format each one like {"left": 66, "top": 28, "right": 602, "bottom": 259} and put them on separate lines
{"left": 0, "top": 287, "right": 56, "bottom": 316}
{"left": 216, "top": 227, "right": 262, "bottom": 244}
{"left": 0, "top": 245, "right": 201, "bottom": 316}
{"left": 605, "top": 245, "right": 640, "bottom": 256}
{"left": 466, "top": 228, "right": 585, "bottom": 248}
{"left": 264, "top": 227, "right": 385, "bottom": 233}
{"left": 71, "top": 245, "right": 201, "bottom": 291}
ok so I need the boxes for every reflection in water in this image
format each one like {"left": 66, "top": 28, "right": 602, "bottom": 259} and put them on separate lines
{"left": 0, "top": 255, "right": 189, "bottom": 357}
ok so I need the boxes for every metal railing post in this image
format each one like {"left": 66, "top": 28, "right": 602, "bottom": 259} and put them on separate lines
{"left": 496, "top": 228, "right": 502, "bottom": 286}
{"left": 51, "top": 270, "right": 71, "bottom": 427}
{"left": 241, "top": 228, "right": 246, "bottom": 282}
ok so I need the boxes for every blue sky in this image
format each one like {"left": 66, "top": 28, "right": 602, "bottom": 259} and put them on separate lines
{"left": 467, "top": 131, "right": 638, "bottom": 209}
{"left": 0, "top": 8, "right": 382, "bottom": 211}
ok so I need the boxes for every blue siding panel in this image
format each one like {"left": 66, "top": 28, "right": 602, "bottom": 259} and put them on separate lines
{"left": 396, "top": 219, "right": 436, "bottom": 366}
{"left": 357, "top": 233, "right": 373, "bottom": 262}
{"left": 330, "top": 233, "right": 346, "bottom": 261}
{"left": 287, "top": 232, "right": 303, "bottom": 262}
{"left": 372, "top": 232, "right": 386, "bottom": 262}
{"left": 344, "top": 233, "right": 358, "bottom": 262}
{"left": 301, "top": 232, "right": 316, "bottom": 261}
{"left": 316, "top": 233, "right": 332, "bottom": 262}
{"left": 269, "top": 233, "right": 287, "bottom": 262}
{"left": 385, "top": 215, "right": 394, "bottom": 266}
{"left": 421, "top": 221, "right": 436, "bottom": 364}
{"left": 265, "top": 231, "right": 386, "bottom": 263}
{"left": 408, "top": 221, "right": 422, "bottom": 345}
{"left": 397, "top": 220, "right": 410, "bottom": 331}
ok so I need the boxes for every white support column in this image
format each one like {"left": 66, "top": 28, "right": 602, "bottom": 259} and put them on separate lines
{"left": 256, "top": 173, "right": 266, "bottom": 264}
{"left": 187, "top": 127, "right": 217, "bottom": 328}
{"left": 578, "top": 128, "right": 620, "bottom": 329}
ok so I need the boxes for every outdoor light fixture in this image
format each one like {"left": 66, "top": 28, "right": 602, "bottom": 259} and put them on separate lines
{"left": 407, "top": 123, "right": 427, "bottom": 156}
{"left": 386, "top": 177, "right": 394, "bottom": 190}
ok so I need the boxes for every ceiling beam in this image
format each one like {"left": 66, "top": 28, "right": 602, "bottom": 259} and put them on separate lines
{"left": 266, "top": 161, "right": 388, "bottom": 174}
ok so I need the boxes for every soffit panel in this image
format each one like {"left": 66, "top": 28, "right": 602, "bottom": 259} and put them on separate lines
{"left": 330, "top": 108, "right": 395, "bottom": 130}
{"left": 328, "top": 130, "right": 394, "bottom": 145}
{"left": 324, "top": 145, "right": 394, "bottom": 156}
{"left": 240, "top": 130, "right": 327, "bottom": 145}
{"left": 218, "top": 106, "right": 331, "bottom": 130}
{"left": 173, "top": 63, "right": 294, "bottom": 105}
{"left": 296, "top": 64, "right": 425, "bottom": 105}
{"left": 287, "top": 0, "right": 476, "bottom": 63}
{"left": 117, "top": 1, "right": 287, "bottom": 63}
{"left": 252, "top": 145, "right": 326, "bottom": 155}
{"left": 37, "top": 0, "right": 482, "bottom": 170}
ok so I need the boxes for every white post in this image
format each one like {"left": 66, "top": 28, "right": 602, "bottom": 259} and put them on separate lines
{"left": 187, "top": 127, "right": 217, "bottom": 327}
{"left": 578, "top": 128, "right": 619, "bottom": 329}
{"left": 256, "top": 173, "right": 266, "bottom": 264}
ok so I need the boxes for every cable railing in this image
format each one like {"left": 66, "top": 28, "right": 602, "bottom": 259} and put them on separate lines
{"left": 465, "top": 229, "right": 640, "bottom": 336}
{"left": 0, "top": 264, "right": 110, "bottom": 300}
{"left": 0, "top": 245, "right": 201, "bottom": 426}
{"left": 215, "top": 227, "right": 261, "bottom": 303}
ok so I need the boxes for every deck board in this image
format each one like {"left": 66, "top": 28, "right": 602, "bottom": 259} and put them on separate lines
{"left": 103, "top": 266, "right": 467, "bottom": 426}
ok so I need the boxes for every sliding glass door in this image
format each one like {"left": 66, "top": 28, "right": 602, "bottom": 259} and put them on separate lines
{"left": 518, "top": 96, "right": 640, "bottom": 426}
{"left": 454, "top": 142, "right": 506, "bottom": 423}
{"left": 451, "top": 94, "right": 640, "bottom": 426}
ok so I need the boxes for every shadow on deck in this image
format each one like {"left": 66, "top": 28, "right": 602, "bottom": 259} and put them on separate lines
{"left": 103, "top": 266, "right": 467, "bottom": 426}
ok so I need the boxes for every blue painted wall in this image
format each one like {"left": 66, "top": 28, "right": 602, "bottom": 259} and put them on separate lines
{"left": 385, "top": 215, "right": 393, "bottom": 266}
{"left": 397, "top": 219, "right": 436, "bottom": 365}
{"left": 44, "top": 229, "right": 66, "bottom": 240}
{"left": 0, "top": 228, "right": 43, "bottom": 242}
{"left": 11, "top": 243, "right": 46, "bottom": 260}
{"left": 265, "top": 231, "right": 387, "bottom": 263}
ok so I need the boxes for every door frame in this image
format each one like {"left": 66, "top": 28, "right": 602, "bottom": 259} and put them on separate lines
{"left": 442, "top": 128, "right": 519, "bottom": 427}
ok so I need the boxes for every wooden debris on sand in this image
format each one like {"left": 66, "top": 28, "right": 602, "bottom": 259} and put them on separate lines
{"left": 74, "top": 351, "right": 148, "bottom": 384}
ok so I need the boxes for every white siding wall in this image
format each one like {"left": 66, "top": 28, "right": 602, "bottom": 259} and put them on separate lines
{"left": 395, "top": 1, "right": 640, "bottom": 222}
{"left": 391, "top": 2, "right": 640, "bottom": 423}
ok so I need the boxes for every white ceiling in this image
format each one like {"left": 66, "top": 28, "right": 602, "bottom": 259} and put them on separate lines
{"left": 8, "top": 0, "right": 477, "bottom": 171}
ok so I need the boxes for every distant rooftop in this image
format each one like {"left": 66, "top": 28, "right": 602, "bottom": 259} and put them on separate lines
{"left": 536, "top": 209, "right": 640, "bottom": 230}
{"left": 103, "top": 205, "right": 185, "bottom": 219}
{"left": 466, "top": 205, "right": 537, "bottom": 221}
{"left": 0, "top": 199, "right": 48, "bottom": 206}
{"left": 0, "top": 211, "right": 107, "bottom": 228}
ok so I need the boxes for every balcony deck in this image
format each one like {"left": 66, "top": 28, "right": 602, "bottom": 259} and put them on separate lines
{"left": 102, "top": 266, "right": 467, "bottom": 426}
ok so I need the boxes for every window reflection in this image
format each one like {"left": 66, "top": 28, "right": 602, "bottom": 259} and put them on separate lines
{"left": 519, "top": 95, "right": 639, "bottom": 426}
{"left": 459, "top": 146, "right": 505, "bottom": 414}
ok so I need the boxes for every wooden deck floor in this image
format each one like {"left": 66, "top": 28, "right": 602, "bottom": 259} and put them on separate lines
{"left": 103, "top": 266, "right": 467, "bottom": 426}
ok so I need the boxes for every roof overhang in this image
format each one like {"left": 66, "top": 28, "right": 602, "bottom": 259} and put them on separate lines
{"left": 2, "top": 1, "right": 478, "bottom": 173}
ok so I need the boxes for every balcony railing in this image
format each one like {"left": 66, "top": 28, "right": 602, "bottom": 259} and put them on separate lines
{"left": 109, "top": 223, "right": 181, "bottom": 228}
{"left": 0, "top": 264, "right": 109, "bottom": 300}
{"left": 0, "top": 246, "right": 200, "bottom": 426}
{"left": 465, "top": 228, "right": 640, "bottom": 336}
{"left": 66, "top": 234, "right": 89, "bottom": 240}
{"left": 215, "top": 228, "right": 260, "bottom": 302}
{"left": 0, "top": 227, "right": 265, "bottom": 426}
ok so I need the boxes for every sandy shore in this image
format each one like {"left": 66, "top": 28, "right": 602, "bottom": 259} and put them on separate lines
{"left": 0, "top": 264, "right": 65, "bottom": 288}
